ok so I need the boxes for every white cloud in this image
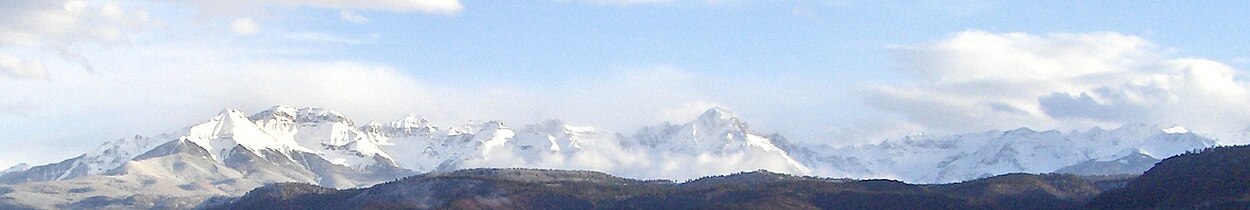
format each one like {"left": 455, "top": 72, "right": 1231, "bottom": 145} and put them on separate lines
{"left": 173, "top": 0, "right": 464, "bottom": 15}
{"left": 656, "top": 101, "right": 724, "bottom": 123}
{"left": 567, "top": 0, "right": 757, "bottom": 7}
{"left": 459, "top": 135, "right": 811, "bottom": 180}
{"left": 291, "top": 0, "right": 463, "bottom": 13}
{"left": 229, "top": 18, "right": 261, "bottom": 35}
{"left": 0, "top": 1, "right": 153, "bottom": 46}
{"left": 0, "top": 0, "right": 154, "bottom": 79}
{"left": 869, "top": 30, "right": 1250, "bottom": 144}
{"left": 573, "top": 0, "right": 674, "bottom": 6}
{"left": 339, "top": 10, "right": 370, "bottom": 23}
{"left": 165, "top": 0, "right": 457, "bottom": 41}
{"left": 284, "top": 31, "right": 378, "bottom": 44}
{"left": 541, "top": 66, "right": 713, "bottom": 132}
{"left": 0, "top": 54, "right": 49, "bottom": 79}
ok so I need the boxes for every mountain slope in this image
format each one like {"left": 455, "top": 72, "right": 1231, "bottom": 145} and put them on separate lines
{"left": 1087, "top": 145, "right": 1250, "bottom": 209}
{"left": 5, "top": 106, "right": 1211, "bottom": 186}
{"left": 618, "top": 107, "right": 811, "bottom": 176}
{"left": 789, "top": 124, "right": 1214, "bottom": 183}
{"left": 1054, "top": 149, "right": 1159, "bottom": 176}
{"left": 0, "top": 105, "right": 1223, "bottom": 209}
{"left": 0, "top": 134, "right": 173, "bottom": 184}
{"left": 0, "top": 164, "right": 28, "bottom": 176}
{"left": 0, "top": 106, "right": 419, "bottom": 209}
{"left": 203, "top": 168, "right": 1111, "bottom": 210}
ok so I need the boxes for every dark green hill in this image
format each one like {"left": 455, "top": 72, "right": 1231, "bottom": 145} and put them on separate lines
{"left": 1087, "top": 145, "right": 1250, "bottom": 209}
{"left": 207, "top": 145, "right": 1250, "bottom": 210}
{"left": 204, "top": 168, "right": 1114, "bottom": 210}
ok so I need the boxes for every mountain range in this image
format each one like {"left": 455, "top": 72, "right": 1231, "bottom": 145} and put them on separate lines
{"left": 0, "top": 105, "right": 1217, "bottom": 209}
{"left": 788, "top": 123, "right": 1212, "bottom": 183}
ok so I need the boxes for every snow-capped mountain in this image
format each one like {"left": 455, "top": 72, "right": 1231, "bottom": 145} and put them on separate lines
{"left": 620, "top": 107, "right": 811, "bottom": 175}
{"left": 0, "top": 105, "right": 1220, "bottom": 209}
{"left": 788, "top": 124, "right": 1215, "bottom": 183}
{"left": 246, "top": 106, "right": 394, "bottom": 170}
{"left": 0, "top": 163, "right": 27, "bottom": 175}
{"left": 1055, "top": 149, "right": 1159, "bottom": 176}
{"left": 0, "top": 106, "right": 411, "bottom": 188}
{"left": 0, "top": 133, "right": 175, "bottom": 183}
{"left": 1, "top": 105, "right": 811, "bottom": 185}
{"left": 366, "top": 118, "right": 521, "bottom": 172}
{"left": 515, "top": 119, "right": 592, "bottom": 153}
{"left": 1, "top": 106, "right": 1218, "bottom": 186}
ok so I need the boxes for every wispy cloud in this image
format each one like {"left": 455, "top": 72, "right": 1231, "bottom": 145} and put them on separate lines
{"left": 0, "top": 0, "right": 155, "bottom": 79}
{"left": 284, "top": 31, "right": 379, "bottom": 45}
{"left": 339, "top": 10, "right": 370, "bottom": 23}
{"left": 0, "top": 54, "right": 48, "bottom": 79}
{"left": 229, "top": 17, "right": 260, "bottom": 35}
{"left": 866, "top": 30, "right": 1250, "bottom": 144}
{"left": 171, "top": 0, "right": 464, "bottom": 15}
{"left": 571, "top": 0, "right": 675, "bottom": 6}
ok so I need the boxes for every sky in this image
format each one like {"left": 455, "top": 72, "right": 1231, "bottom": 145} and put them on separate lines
{"left": 2, "top": 0, "right": 1250, "bottom": 168}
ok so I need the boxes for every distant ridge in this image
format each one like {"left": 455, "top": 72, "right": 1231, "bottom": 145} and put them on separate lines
{"left": 202, "top": 168, "right": 1112, "bottom": 210}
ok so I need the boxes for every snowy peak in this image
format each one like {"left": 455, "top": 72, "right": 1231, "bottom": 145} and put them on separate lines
{"left": 249, "top": 105, "right": 352, "bottom": 125}
{"left": 627, "top": 107, "right": 776, "bottom": 153}
{"left": 515, "top": 119, "right": 595, "bottom": 152}
{"left": 1162, "top": 125, "right": 1190, "bottom": 134}
{"left": 694, "top": 107, "right": 748, "bottom": 132}
{"left": 472, "top": 121, "right": 514, "bottom": 141}
{"left": 1055, "top": 148, "right": 1160, "bottom": 176}
{"left": 373, "top": 114, "right": 437, "bottom": 137}
{"left": 475, "top": 120, "right": 507, "bottom": 130}
{"left": 1097, "top": 123, "right": 1213, "bottom": 157}
{"left": 1003, "top": 127, "right": 1039, "bottom": 135}
{"left": 360, "top": 122, "right": 386, "bottom": 135}
{"left": 80, "top": 135, "right": 171, "bottom": 175}
{"left": 620, "top": 107, "right": 809, "bottom": 174}
{"left": 1107, "top": 123, "right": 1164, "bottom": 136}
{"left": 523, "top": 119, "right": 571, "bottom": 132}
{"left": 699, "top": 107, "right": 736, "bottom": 121}
{"left": 1, "top": 163, "right": 29, "bottom": 174}
{"left": 218, "top": 108, "right": 245, "bottom": 120}
{"left": 185, "top": 108, "right": 309, "bottom": 162}
{"left": 521, "top": 119, "right": 596, "bottom": 137}
{"left": 122, "top": 105, "right": 401, "bottom": 173}
{"left": 248, "top": 105, "right": 299, "bottom": 123}
{"left": 689, "top": 108, "right": 758, "bottom": 147}
{"left": 295, "top": 107, "right": 352, "bottom": 124}
{"left": 391, "top": 114, "right": 432, "bottom": 129}
{"left": 245, "top": 105, "right": 399, "bottom": 170}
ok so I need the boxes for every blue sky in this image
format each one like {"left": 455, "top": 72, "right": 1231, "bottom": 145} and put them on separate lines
{"left": 259, "top": 1, "right": 1250, "bottom": 82}
{"left": 2, "top": 0, "right": 1250, "bottom": 167}
{"left": 227, "top": 0, "right": 1250, "bottom": 84}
